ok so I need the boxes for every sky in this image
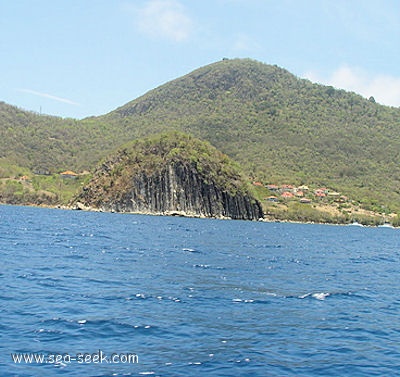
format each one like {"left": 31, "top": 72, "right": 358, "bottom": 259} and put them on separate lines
{"left": 1, "top": 0, "right": 399, "bottom": 119}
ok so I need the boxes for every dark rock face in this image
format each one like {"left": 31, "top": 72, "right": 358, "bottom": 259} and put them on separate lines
{"left": 77, "top": 161, "right": 263, "bottom": 220}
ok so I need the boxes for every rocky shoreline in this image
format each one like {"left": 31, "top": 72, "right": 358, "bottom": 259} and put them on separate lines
{"left": 71, "top": 201, "right": 264, "bottom": 221}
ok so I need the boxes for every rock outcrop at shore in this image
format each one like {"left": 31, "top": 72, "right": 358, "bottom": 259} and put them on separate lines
{"left": 73, "top": 132, "right": 263, "bottom": 220}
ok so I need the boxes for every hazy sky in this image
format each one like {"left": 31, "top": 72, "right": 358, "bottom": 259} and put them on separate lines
{"left": 1, "top": 0, "right": 399, "bottom": 118}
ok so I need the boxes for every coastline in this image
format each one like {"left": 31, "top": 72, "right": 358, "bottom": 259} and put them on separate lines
{"left": 1, "top": 201, "right": 397, "bottom": 228}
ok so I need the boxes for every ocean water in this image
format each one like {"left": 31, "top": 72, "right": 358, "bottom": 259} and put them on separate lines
{"left": 1, "top": 205, "right": 400, "bottom": 377}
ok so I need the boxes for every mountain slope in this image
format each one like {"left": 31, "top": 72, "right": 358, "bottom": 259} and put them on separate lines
{"left": 0, "top": 102, "right": 104, "bottom": 172}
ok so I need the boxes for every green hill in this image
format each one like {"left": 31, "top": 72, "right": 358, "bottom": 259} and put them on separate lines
{"left": 74, "top": 131, "right": 263, "bottom": 220}
{"left": 100, "top": 59, "right": 400, "bottom": 212}
{"left": 1, "top": 58, "right": 400, "bottom": 213}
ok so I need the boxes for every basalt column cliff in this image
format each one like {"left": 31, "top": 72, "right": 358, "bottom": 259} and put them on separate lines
{"left": 74, "top": 132, "right": 263, "bottom": 220}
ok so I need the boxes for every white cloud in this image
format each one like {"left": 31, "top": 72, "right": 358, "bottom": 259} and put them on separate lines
{"left": 304, "top": 66, "right": 400, "bottom": 108}
{"left": 17, "top": 88, "right": 80, "bottom": 106}
{"left": 135, "top": 0, "right": 193, "bottom": 42}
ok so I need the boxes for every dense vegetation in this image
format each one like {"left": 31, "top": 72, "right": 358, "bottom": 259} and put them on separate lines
{"left": 0, "top": 102, "right": 123, "bottom": 172}
{"left": 1, "top": 58, "right": 400, "bottom": 214}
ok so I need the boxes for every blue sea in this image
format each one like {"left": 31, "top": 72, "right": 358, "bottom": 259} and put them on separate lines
{"left": 1, "top": 205, "right": 400, "bottom": 377}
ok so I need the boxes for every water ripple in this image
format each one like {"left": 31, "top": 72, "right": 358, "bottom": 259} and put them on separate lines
{"left": 2, "top": 206, "right": 400, "bottom": 376}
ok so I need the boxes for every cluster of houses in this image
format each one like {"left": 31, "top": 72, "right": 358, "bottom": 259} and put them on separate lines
{"left": 252, "top": 182, "right": 348, "bottom": 204}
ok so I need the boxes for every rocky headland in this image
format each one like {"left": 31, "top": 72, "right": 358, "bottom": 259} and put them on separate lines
{"left": 73, "top": 132, "right": 263, "bottom": 220}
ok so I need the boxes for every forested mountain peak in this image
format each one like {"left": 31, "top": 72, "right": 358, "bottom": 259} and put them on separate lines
{"left": 109, "top": 59, "right": 301, "bottom": 117}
